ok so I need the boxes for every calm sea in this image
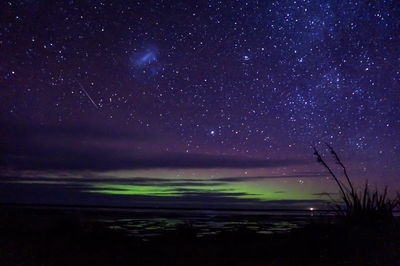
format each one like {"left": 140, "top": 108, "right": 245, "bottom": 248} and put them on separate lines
{"left": 1, "top": 204, "right": 334, "bottom": 238}
{"left": 88, "top": 208, "right": 331, "bottom": 238}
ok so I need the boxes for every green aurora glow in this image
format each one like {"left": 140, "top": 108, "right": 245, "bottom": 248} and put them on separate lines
{"left": 85, "top": 178, "right": 334, "bottom": 202}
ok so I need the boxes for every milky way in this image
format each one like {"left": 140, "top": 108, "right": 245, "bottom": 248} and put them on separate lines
{"left": 1, "top": 1, "right": 399, "bottom": 209}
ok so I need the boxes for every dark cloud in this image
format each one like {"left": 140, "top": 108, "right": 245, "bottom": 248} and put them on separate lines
{"left": 213, "top": 172, "right": 328, "bottom": 182}
{"left": 1, "top": 119, "right": 153, "bottom": 142}
{"left": 0, "top": 182, "right": 329, "bottom": 210}
{"left": 0, "top": 171, "right": 329, "bottom": 186}
{"left": 0, "top": 181, "right": 262, "bottom": 206}
{"left": 2, "top": 137, "right": 308, "bottom": 169}
{"left": 312, "top": 192, "right": 338, "bottom": 196}
{"left": 1, "top": 151, "right": 306, "bottom": 171}
{"left": 0, "top": 119, "right": 308, "bottom": 171}
{"left": 0, "top": 174, "right": 331, "bottom": 210}
{"left": 0, "top": 120, "right": 317, "bottom": 209}
{"left": 0, "top": 176, "right": 172, "bottom": 184}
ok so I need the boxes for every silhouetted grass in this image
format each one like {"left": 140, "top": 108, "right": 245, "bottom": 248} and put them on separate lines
{"left": 313, "top": 143, "right": 399, "bottom": 225}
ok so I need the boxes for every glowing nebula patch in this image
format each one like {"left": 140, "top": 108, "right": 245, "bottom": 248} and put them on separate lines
{"left": 129, "top": 47, "right": 161, "bottom": 82}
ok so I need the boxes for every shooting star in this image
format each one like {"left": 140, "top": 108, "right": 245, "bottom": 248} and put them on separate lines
{"left": 74, "top": 78, "right": 99, "bottom": 109}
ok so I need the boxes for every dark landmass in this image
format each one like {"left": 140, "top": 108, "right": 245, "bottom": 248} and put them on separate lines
{"left": 0, "top": 206, "right": 399, "bottom": 265}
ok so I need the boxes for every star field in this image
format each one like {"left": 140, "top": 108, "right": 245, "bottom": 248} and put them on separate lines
{"left": 1, "top": 1, "right": 399, "bottom": 208}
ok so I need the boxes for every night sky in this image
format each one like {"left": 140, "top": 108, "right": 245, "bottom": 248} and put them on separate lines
{"left": 1, "top": 1, "right": 399, "bottom": 209}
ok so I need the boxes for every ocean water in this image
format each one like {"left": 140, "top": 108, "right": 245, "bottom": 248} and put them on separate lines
{"left": 0, "top": 205, "right": 333, "bottom": 238}
{"left": 92, "top": 208, "right": 330, "bottom": 238}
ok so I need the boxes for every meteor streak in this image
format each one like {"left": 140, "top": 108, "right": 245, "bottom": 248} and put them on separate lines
{"left": 74, "top": 78, "right": 98, "bottom": 109}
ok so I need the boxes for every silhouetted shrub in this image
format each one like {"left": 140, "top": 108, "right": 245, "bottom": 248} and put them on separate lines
{"left": 313, "top": 143, "right": 399, "bottom": 225}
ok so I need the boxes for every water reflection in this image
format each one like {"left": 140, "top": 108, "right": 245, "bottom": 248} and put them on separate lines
{"left": 98, "top": 211, "right": 320, "bottom": 238}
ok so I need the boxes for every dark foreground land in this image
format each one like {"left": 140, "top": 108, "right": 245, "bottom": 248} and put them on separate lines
{"left": 0, "top": 206, "right": 399, "bottom": 265}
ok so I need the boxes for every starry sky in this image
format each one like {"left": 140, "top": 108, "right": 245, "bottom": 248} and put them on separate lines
{"left": 1, "top": 0, "right": 399, "bottom": 209}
